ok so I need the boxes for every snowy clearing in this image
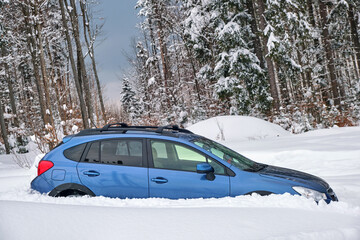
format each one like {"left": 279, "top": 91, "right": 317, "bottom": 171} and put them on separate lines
{"left": 1, "top": 117, "right": 360, "bottom": 240}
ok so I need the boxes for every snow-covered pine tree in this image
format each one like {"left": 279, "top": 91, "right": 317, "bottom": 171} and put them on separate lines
{"left": 184, "top": 0, "right": 270, "bottom": 115}
{"left": 262, "top": 0, "right": 311, "bottom": 105}
{"left": 324, "top": 0, "right": 360, "bottom": 124}
{"left": 120, "top": 77, "right": 142, "bottom": 124}
{"left": 135, "top": 0, "right": 205, "bottom": 124}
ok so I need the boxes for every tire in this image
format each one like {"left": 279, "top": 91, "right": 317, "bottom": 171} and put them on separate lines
{"left": 56, "top": 189, "right": 86, "bottom": 197}
{"left": 49, "top": 183, "right": 95, "bottom": 197}
{"left": 245, "top": 191, "right": 273, "bottom": 196}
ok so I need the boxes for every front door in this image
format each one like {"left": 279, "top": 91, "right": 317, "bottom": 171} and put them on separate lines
{"left": 148, "top": 139, "right": 229, "bottom": 199}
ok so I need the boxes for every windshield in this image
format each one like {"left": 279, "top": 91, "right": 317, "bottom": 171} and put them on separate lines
{"left": 192, "top": 137, "right": 265, "bottom": 172}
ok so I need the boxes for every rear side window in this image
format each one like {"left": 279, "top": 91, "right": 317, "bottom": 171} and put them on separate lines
{"left": 101, "top": 139, "right": 143, "bottom": 167}
{"left": 84, "top": 142, "right": 100, "bottom": 163}
{"left": 80, "top": 139, "right": 143, "bottom": 167}
{"left": 115, "top": 140, "right": 142, "bottom": 157}
{"left": 63, "top": 143, "right": 86, "bottom": 161}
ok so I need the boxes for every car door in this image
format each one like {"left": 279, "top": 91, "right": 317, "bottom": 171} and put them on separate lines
{"left": 77, "top": 138, "right": 148, "bottom": 198}
{"left": 148, "top": 139, "right": 230, "bottom": 199}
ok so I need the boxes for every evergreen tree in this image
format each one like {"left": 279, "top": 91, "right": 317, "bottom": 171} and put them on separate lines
{"left": 184, "top": 0, "right": 270, "bottom": 115}
{"left": 129, "top": 0, "right": 360, "bottom": 130}
{"left": 120, "top": 77, "right": 142, "bottom": 124}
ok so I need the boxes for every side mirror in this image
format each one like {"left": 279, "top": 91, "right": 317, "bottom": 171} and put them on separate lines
{"left": 197, "top": 163, "right": 214, "bottom": 173}
{"left": 197, "top": 163, "right": 215, "bottom": 181}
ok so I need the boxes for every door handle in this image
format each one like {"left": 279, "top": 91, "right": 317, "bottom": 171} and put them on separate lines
{"left": 151, "top": 177, "right": 168, "bottom": 184}
{"left": 83, "top": 170, "right": 100, "bottom": 177}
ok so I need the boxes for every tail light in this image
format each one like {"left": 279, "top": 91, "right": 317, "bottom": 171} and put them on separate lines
{"left": 38, "top": 160, "right": 54, "bottom": 176}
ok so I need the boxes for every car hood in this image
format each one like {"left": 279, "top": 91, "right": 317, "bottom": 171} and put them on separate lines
{"left": 259, "top": 165, "right": 329, "bottom": 189}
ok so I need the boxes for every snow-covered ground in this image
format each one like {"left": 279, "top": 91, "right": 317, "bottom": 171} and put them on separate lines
{"left": 1, "top": 116, "right": 360, "bottom": 240}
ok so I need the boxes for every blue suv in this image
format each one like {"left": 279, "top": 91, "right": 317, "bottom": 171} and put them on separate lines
{"left": 31, "top": 123, "right": 338, "bottom": 203}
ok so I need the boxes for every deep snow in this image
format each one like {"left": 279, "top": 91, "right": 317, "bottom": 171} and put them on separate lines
{"left": 0, "top": 116, "right": 360, "bottom": 240}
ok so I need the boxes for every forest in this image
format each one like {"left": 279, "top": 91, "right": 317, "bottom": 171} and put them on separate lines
{"left": 0, "top": 0, "right": 359, "bottom": 154}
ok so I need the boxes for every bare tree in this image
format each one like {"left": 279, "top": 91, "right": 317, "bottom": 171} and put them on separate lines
{"left": 68, "top": 0, "right": 94, "bottom": 127}
{"left": 80, "top": 0, "right": 107, "bottom": 123}
{"left": 59, "top": 0, "right": 89, "bottom": 129}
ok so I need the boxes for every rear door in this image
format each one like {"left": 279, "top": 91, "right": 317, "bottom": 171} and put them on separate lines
{"left": 148, "top": 139, "right": 229, "bottom": 199}
{"left": 77, "top": 138, "right": 148, "bottom": 198}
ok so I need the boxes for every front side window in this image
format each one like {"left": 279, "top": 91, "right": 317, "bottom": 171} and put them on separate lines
{"left": 192, "top": 138, "right": 265, "bottom": 172}
{"left": 82, "top": 139, "right": 143, "bottom": 167}
{"left": 175, "top": 145, "right": 206, "bottom": 162}
{"left": 151, "top": 140, "right": 225, "bottom": 174}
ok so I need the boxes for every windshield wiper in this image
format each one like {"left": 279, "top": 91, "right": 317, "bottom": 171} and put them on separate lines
{"left": 255, "top": 164, "right": 267, "bottom": 171}
{"left": 244, "top": 163, "right": 267, "bottom": 172}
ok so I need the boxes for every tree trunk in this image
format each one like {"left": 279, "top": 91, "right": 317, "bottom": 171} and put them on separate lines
{"left": 34, "top": 7, "right": 55, "bottom": 132}
{"left": 80, "top": 1, "right": 107, "bottom": 123}
{"left": 59, "top": 0, "right": 89, "bottom": 129}
{"left": 184, "top": 43, "right": 201, "bottom": 101}
{"left": 0, "top": 100, "right": 10, "bottom": 154}
{"left": 255, "top": 0, "right": 280, "bottom": 111}
{"left": 153, "top": 2, "right": 169, "bottom": 82}
{"left": 152, "top": 0, "right": 170, "bottom": 108}
{"left": 246, "top": 0, "right": 265, "bottom": 69}
{"left": 2, "top": 49, "right": 19, "bottom": 128}
{"left": 306, "top": 0, "right": 331, "bottom": 106}
{"left": 348, "top": 4, "right": 360, "bottom": 75}
{"left": 21, "top": 3, "right": 48, "bottom": 128}
{"left": 3, "top": 60, "right": 24, "bottom": 146}
{"left": 319, "top": 0, "right": 340, "bottom": 106}
{"left": 44, "top": 37, "right": 66, "bottom": 133}
{"left": 158, "top": 28, "right": 169, "bottom": 82}
{"left": 148, "top": 17, "right": 162, "bottom": 81}
{"left": 68, "top": 0, "right": 94, "bottom": 127}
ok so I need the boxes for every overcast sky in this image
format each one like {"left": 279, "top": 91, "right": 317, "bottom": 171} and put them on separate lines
{"left": 94, "top": 0, "right": 139, "bottom": 103}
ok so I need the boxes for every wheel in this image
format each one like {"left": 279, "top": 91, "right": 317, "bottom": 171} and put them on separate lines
{"left": 55, "top": 189, "right": 86, "bottom": 197}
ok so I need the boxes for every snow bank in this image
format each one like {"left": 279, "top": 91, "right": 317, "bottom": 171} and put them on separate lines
{"left": 1, "top": 198, "right": 359, "bottom": 240}
{"left": 1, "top": 118, "right": 360, "bottom": 240}
{"left": 187, "top": 115, "right": 290, "bottom": 142}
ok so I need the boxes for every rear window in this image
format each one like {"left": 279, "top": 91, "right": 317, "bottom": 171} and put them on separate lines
{"left": 63, "top": 143, "right": 86, "bottom": 161}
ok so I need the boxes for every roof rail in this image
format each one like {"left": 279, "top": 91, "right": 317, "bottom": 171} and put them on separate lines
{"left": 76, "top": 123, "right": 193, "bottom": 136}
{"left": 101, "top": 123, "right": 129, "bottom": 131}
{"left": 155, "top": 125, "right": 193, "bottom": 134}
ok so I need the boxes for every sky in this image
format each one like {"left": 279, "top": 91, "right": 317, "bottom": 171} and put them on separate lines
{"left": 94, "top": 0, "right": 140, "bottom": 103}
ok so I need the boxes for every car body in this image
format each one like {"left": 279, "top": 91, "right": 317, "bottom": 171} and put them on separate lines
{"left": 31, "top": 123, "right": 338, "bottom": 203}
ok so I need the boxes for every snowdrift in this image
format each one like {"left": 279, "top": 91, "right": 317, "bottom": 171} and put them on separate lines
{"left": 187, "top": 115, "right": 290, "bottom": 142}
